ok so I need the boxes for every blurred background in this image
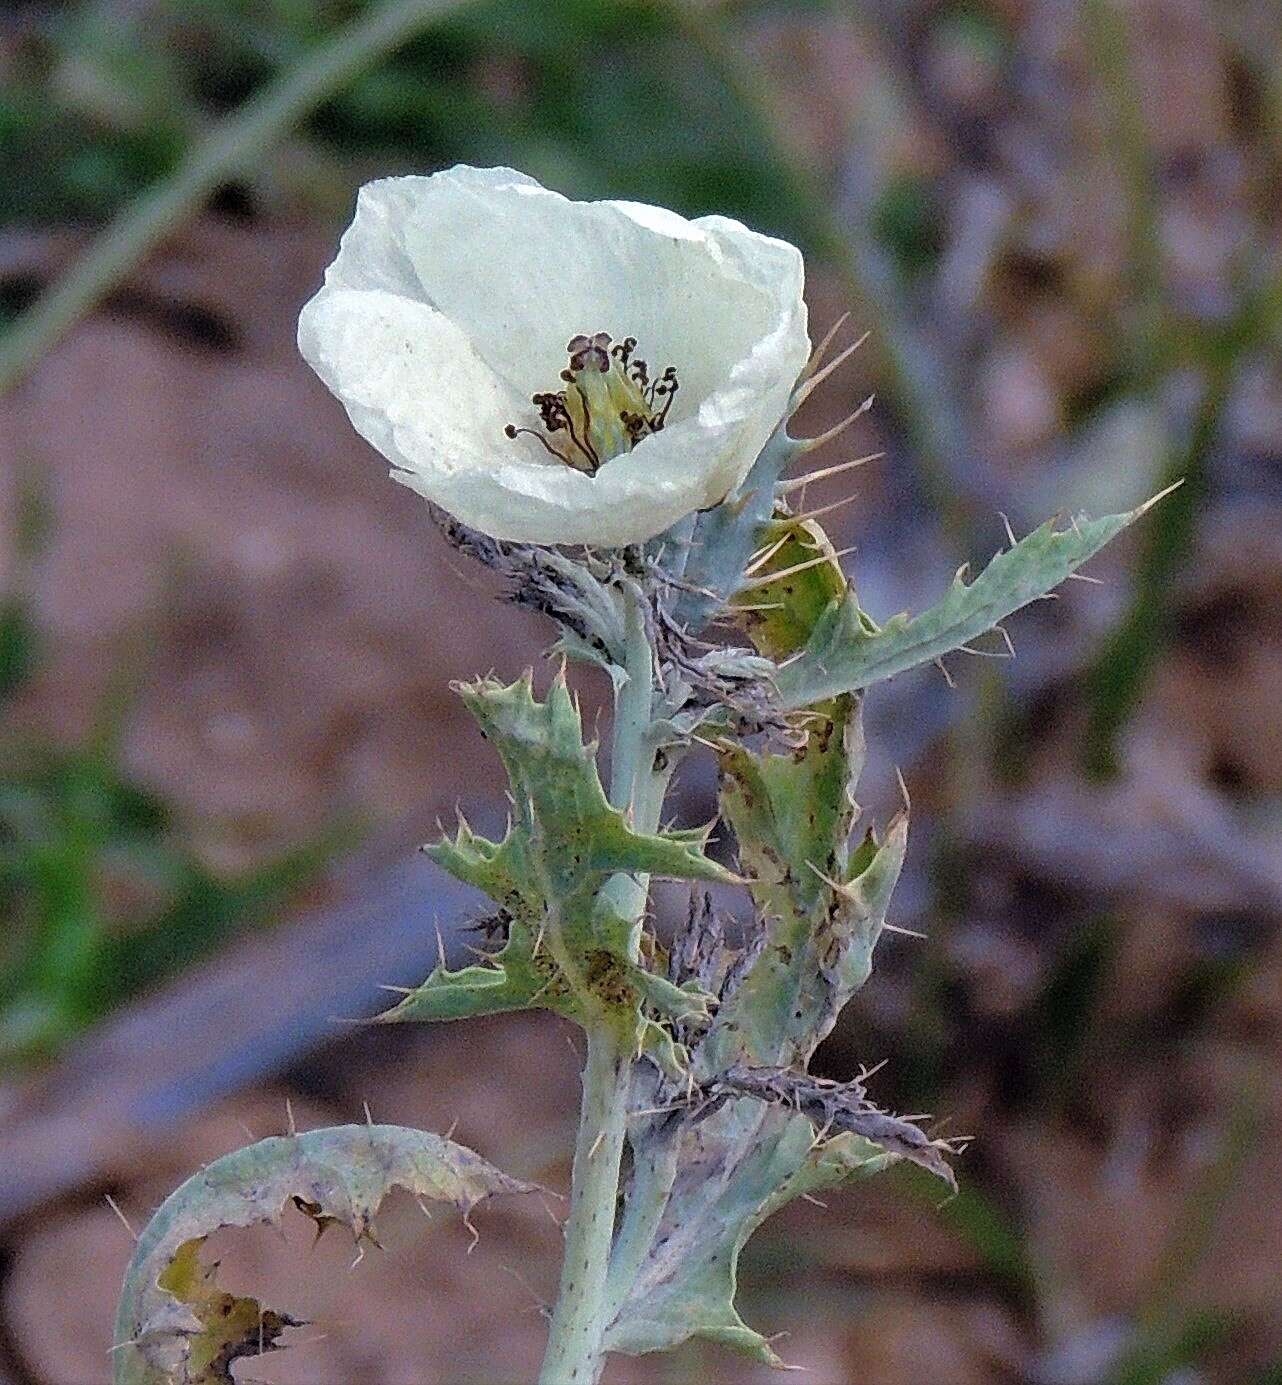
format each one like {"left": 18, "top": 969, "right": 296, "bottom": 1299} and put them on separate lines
{"left": 1, "top": 0, "right": 1280, "bottom": 1381}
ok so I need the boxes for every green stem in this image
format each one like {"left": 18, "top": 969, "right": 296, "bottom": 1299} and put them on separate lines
{"left": 671, "top": 2, "right": 978, "bottom": 549}
{"left": 602, "top": 579, "right": 659, "bottom": 954}
{"left": 541, "top": 576, "right": 665, "bottom": 1383}
{"left": 539, "top": 1023, "right": 632, "bottom": 1385}
{"left": 1080, "top": 0, "right": 1164, "bottom": 387}
{"left": 608, "top": 580, "right": 653, "bottom": 814}
{"left": 0, "top": 0, "right": 474, "bottom": 398}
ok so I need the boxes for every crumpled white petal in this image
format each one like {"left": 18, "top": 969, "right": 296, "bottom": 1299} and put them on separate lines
{"left": 299, "top": 165, "right": 810, "bottom": 546}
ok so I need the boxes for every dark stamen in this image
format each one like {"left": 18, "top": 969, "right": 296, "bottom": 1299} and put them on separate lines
{"left": 505, "top": 423, "right": 572, "bottom": 465}
{"left": 563, "top": 390, "right": 601, "bottom": 474}
{"left": 654, "top": 366, "right": 679, "bottom": 425}
{"left": 504, "top": 330, "right": 680, "bottom": 472}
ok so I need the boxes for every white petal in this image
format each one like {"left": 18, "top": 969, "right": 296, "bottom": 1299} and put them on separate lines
{"left": 299, "top": 166, "right": 811, "bottom": 546}
{"left": 298, "top": 286, "right": 522, "bottom": 480}
{"left": 319, "top": 166, "right": 803, "bottom": 409}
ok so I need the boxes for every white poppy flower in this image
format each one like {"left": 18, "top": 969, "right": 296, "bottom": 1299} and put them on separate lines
{"left": 297, "top": 166, "right": 810, "bottom": 547}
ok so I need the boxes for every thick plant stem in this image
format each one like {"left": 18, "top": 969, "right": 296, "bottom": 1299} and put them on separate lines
{"left": 538, "top": 1024, "right": 632, "bottom": 1385}
{"left": 602, "top": 578, "right": 658, "bottom": 955}
{"left": 540, "top": 575, "right": 661, "bottom": 1383}
{"left": 608, "top": 580, "right": 653, "bottom": 815}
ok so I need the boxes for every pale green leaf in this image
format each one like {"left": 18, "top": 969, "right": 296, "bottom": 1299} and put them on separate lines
{"left": 776, "top": 503, "right": 1157, "bottom": 709}
{"left": 114, "top": 1124, "right": 532, "bottom": 1384}
{"left": 605, "top": 1112, "right": 899, "bottom": 1364}
{"left": 443, "top": 673, "right": 735, "bottom": 907}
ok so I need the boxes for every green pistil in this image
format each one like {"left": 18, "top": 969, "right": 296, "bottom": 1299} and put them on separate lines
{"left": 504, "top": 332, "right": 680, "bottom": 476}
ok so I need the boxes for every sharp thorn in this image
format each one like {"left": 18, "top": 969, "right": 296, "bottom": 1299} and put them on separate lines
{"left": 792, "top": 330, "right": 871, "bottom": 404}
{"left": 956, "top": 642, "right": 1012, "bottom": 659}
{"left": 739, "top": 545, "right": 856, "bottom": 591}
{"left": 805, "top": 859, "right": 847, "bottom": 893}
{"left": 744, "top": 531, "right": 792, "bottom": 577}
{"left": 104, "top": 1194, "right": 138, "bottom": 1242}
{"left": 776, "top": 450, "right": 883, "bottom": 495}
{"left": 790, "top": 491, "right": 862, "bottom": 525}
{"left": 796, "top": 396, "right": 874, "bottom": 453}
{"left": 1135, "top": 478, "right": 1186, "bottom": 516}
{"left": 803, "top": 312, "right": 851, "bottom": 378}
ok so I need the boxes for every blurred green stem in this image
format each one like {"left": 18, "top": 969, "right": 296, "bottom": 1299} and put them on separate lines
{"left": 1075, "top": 0, "right": 1282, "bottom": 774}
{"left": 1079, "top": 365, "right": 1225, "bottom": 777}
{"left": 0, "top": 0, "right": 474, "bottom": 397}
{"left": 1108, "top": 1066, "right": 1265, "bottom": 1385}
{"left": 1081, "top": 261, "right": 1282, "bottom": 776}
{"left": 1080, "top": 0, "right": 1165, "bottom": 387}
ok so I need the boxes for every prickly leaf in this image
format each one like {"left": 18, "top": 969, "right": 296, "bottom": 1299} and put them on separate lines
{"left": 374, "top": 955, "right": 561, "bottom": 1024}
{"left": 606, "top": 1110, "right": 915, "bottom": 1363}
{"left": 732, "top": 513, "right": 854, "bottom": 667}
{"left": 114, "top": 1124, "right": 532, "bottom": 1384}
{"left": 443, "top": 673, "right": 734, "bottom": 906}
{"left": 407, "top": 673, "right": 735, "bottom": 1021}
{"left": 776, "top": 504, "right": 1152, "bottom": 708}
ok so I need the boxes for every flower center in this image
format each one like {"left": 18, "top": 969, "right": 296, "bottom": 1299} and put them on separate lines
{"left": 504, "top": 332, "right": 679, "bottom": 475}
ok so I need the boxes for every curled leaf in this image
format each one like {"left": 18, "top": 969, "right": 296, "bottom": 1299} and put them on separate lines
{"left": 114, "top": 1123, "right": 534, "bottom": 1384}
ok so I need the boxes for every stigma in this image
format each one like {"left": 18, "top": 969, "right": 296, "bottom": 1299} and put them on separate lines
{"left": 505, "top": 332, "right": 679, "bottom": 475}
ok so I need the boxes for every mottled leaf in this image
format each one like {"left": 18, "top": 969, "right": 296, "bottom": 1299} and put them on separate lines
{"left": 732, "top": 513, "right": 853, "bottom": 666}
{"left": 710, "top": 703, "right": 865, "bottom": 1067}
{"left": 114, "top": 1124, "right": 532, "bottom": 1384}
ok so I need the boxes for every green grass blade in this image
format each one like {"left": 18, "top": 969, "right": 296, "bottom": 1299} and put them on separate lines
{"left": 0, "top": 0, "right": 476, "bottom": 397}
